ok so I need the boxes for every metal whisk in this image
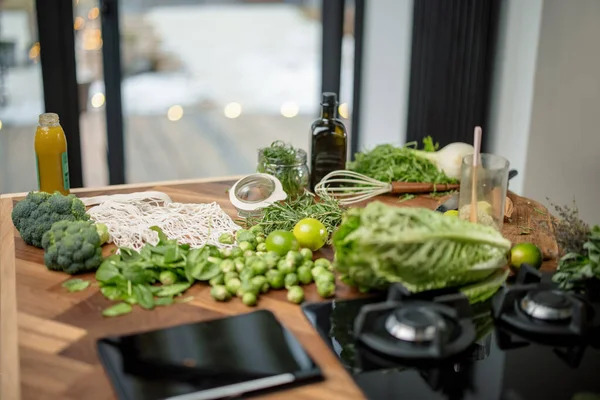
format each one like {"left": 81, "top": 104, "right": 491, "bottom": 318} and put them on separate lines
{"left": 314, "top": 170, "right": 460, "bottom": 205}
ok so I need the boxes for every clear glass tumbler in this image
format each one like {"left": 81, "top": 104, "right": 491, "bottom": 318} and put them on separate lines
{"left": 458, "top": 154, "right": 510, "bottom": 231}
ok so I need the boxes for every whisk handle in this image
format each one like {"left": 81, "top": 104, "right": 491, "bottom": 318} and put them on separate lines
{"left": 390, "top": 182, "right": 461, "bottom": 194}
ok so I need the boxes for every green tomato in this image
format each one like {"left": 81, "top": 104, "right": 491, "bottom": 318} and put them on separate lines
{"left": 224, "top": 271, "right": 239, "bottom": 283}
{"left": 287, "top": 285, "right": 305, "bottom": 304}
{"left": 297, "top": 265, "right": 313, "bottom": 285}
{"left": 242, "top": 292, "right": 258, "bottom": 306}
{"left": 265, "top": 230, "right": 299, "bottom": 256}
{"left": 266, "top": 269, "right": 285, "bottom": 289}
{"left": 225, "top": 278, "right": 241, "bottom": 295}
{"left": 256, "top": 242, "right": 267, "bottom": 252}
{"left": 316, "top": 280, "right": 336, "bottom": 298}
{"left": 314, "top": 258, "right": 333, "bottom": 271}
{"left": 220, "top": 259, "right": 236, "bottom": 274}
{"left": 285, "top": 251, "right": 304, "bottom": 267}
{"left": 284, "top": 273, "right": 299, "bottom": 289}
{"left": 209, "top": 273, "right": 225, "bottom": 286}
{"left": 210, "top": 285, "right": 231, "bottom": 301}
{"left": 251, "top": 275, "right": 269, "bottom": 294}
{"left": 277, "top": 259, "right": 296, "bottom": 275}
{"left": 300, "top": 248, "right": 313, "bottom": 262}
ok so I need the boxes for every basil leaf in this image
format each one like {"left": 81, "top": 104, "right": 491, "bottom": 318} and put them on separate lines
{"left": 155, "top": 282, "right": 192, "bottom": 297}
{"left": 101, "top": 286, "right": 123, "bottom": 301}
{"left": 96, "top": 259, "right": 121, "bottom": 283}
{"left": 102, "top": 303, "right": 132, "bottom": 317}
{"left": 62, "top": 279, "right": 90, "bottom": 292}
{"left": 154, "top": 296, "right": 174, "bottom": 306}
{"left": 133, "top": 284, "right": 155, "bottom": 310}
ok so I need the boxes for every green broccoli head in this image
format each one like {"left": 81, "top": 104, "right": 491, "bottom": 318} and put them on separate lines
{"left": 42, "top": 220, "right": 103, "bottom": 274}
{"left": 12, "top": 191, "right": 90, "bottom": 248}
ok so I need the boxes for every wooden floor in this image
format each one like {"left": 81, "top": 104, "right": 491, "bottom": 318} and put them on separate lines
{"left": 0, "top": 109, "right": 326, "bottom": 194}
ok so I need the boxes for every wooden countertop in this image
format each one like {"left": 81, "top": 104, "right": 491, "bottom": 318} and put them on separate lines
{"left": 0, "top": 177, "right": 558, "bottom": 400}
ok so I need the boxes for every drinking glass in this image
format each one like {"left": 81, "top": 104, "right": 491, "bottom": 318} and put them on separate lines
{"left": 458, "top": 154, "right": 510, "bottom": 231}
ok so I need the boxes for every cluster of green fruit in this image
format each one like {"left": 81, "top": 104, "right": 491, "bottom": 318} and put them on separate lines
{"left": 211, "top": 225, "right": 335, "bottom": 306}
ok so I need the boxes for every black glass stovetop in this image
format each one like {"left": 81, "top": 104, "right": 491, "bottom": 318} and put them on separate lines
{"left": 302, "top": 280, "right": 600, "bottom": 400}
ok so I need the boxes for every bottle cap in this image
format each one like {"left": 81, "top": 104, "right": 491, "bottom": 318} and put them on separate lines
{"left": 321, "top": 92, "right": 338, "bottom": 106}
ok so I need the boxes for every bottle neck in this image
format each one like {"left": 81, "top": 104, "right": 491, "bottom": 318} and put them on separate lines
{"left": 39, "top": 113, "right": 60, "bottom": 128}
{"left": 320, "top": 104, "right": 336, "bottom": 120}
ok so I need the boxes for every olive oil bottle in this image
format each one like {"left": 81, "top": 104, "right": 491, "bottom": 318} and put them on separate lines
{"left": 309, "top": 92, "right": 347, "bottom": 190}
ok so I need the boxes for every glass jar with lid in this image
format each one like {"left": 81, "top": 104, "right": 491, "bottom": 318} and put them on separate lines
{"left": 257, "top": 141, "right": 309, "bottom": 199}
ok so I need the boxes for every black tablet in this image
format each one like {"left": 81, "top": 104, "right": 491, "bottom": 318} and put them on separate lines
{"left": 97, "top": 310, "right": 323, "bottom": 400}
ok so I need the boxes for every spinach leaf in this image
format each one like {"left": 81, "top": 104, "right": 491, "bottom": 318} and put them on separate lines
{"left": 140, "top": 246, "right": 152, "bottom": 261}
{"left": 133, "top": 284, "right": 155, "bottom": 310}
{"left": 154, "top": 296, "right": 174, "bottom": 306}
{"left": 120, "top": 248, "right": 141, "bottom": 262}
{"left": 155, "top": 282, "right": 192, "bottom": 297}
{"left": 195, "top": 260, "right": 220, "bottom": 281}
{"left": 164, "top": 246, "right": 183, "bottom": 264}
{"left": 96, "top": 258, "right": 121, "bottom": 283}
{"left": 101, "top": 286, "right": 123, "bottom": 301}
{"left": 62, "top": 279, "right": 90, "bottom": 292}
{"left": 102, "top": 303, "right": 132, "bottom": 317}
{"left": 122, "top": 265, "right": 152, "bottom": 284}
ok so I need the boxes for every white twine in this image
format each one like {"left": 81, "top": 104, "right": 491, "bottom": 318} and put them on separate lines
{"left": 87, "top": 196, "right": 241, "bottom": 251}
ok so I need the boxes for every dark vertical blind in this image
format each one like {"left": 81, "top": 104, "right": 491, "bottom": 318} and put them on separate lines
{"left": 406, "top": 0, "right": 501, "bottom": 149}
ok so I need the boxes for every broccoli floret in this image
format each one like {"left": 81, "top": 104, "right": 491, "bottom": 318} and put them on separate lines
{"left": 11, "top": 191, "right": 90, "bottom": 248}
{"left": 42, "top": 220, "right": 104, "bottom": 274}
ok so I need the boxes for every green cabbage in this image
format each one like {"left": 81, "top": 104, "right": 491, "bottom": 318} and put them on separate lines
{"left": 333, "top": 202, "right": 511, "bottom": 299}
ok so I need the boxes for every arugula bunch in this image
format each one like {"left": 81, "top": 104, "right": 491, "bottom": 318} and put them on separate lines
{"left": 553, "top": 225, "right": 600, "bottom": 291}
{"left": 96, "top": 226, "right": 221, "bottom": 316}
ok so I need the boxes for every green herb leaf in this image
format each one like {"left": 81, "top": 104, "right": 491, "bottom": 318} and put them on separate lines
{"left": 133, "top": 284, "right": 154, "bottom": 310}
{"left": 96, "top": 258, "right": 121, "bottom": 283}
{"left": 398, "top": 194, "right": 416, "bottom": 203}
{"left": 101, "top": 286, "right": 123, "bottom": 301}
{"left": 62, "top": 279, "right": 90, "bottom": 292}
{"left": 155, "top": 282, "right": 192, "bottom": 297}
{"left": 102, "top": 302, "right": 132, "bottom": 317}
{"left": 154, "top": 296, "right": 174, "bottom": 306}
{"left": 164, "top": 246, "right": 183, "bottom": 264}
{"left": 122, "top": 265, "right": 152, "bottom": 284}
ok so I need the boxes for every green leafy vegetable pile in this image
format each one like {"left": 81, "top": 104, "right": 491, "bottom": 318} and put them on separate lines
{"left": 332, "top": 202, "right": 512, "bottom": 303}
{"left": 11, "top": 191, "right": 89, "bottom": 248}
{"left": 553, "top": 225, "right": 600, "bottom": 291}
{"left": 257, "top": 140, "right": 309, "bottom": 198}
{"left": 42, "top": 220, "right": 108, "bottom": 274}
{"left": 347, "top": 137, "right": 457, "bottom": 184}
{"left": 244, "top": 192, "right": 344, "bottom": 242}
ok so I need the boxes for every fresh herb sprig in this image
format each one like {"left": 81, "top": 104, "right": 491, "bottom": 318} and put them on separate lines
{"left": 257, "top": 141, "right": 308, "bottom": 198}
{"left": 347, "top": 137, "right": 457, "bottom": 184}
{"left": 244, "top": 192, "right": 345, "bottom": 241}
{"left": 548, "top": 198, "right": 590, "bottom": 255}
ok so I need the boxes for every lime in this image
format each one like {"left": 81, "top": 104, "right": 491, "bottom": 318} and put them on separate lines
{"left": 293, "top": 218, "right": 328, "bottom": 251}
{"left": 265, "top": 230, "right": 299, "bottom": 256}
{"left": 509, "top": 243, "right": 543, "bottom": 271}
{"left": 444, "top": 210, "right": 459, "bottom": 217}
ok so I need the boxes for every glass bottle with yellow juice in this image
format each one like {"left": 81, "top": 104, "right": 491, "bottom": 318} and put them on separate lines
{"left": 35, "top": 113, "right": 70, "bottom": 195}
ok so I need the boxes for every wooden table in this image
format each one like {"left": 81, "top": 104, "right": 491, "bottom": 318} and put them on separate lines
{"left": 0, "top": 177, "right": 559, "bottom": 400}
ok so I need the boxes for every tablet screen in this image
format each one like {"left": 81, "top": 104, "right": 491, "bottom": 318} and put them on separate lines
{"left": 97, "top": 310, "right": 322, "bottom": 400}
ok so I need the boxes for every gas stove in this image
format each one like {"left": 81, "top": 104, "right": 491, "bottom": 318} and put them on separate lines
{"left": 302, "top": 266, "right": 600, "bottom": 400}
